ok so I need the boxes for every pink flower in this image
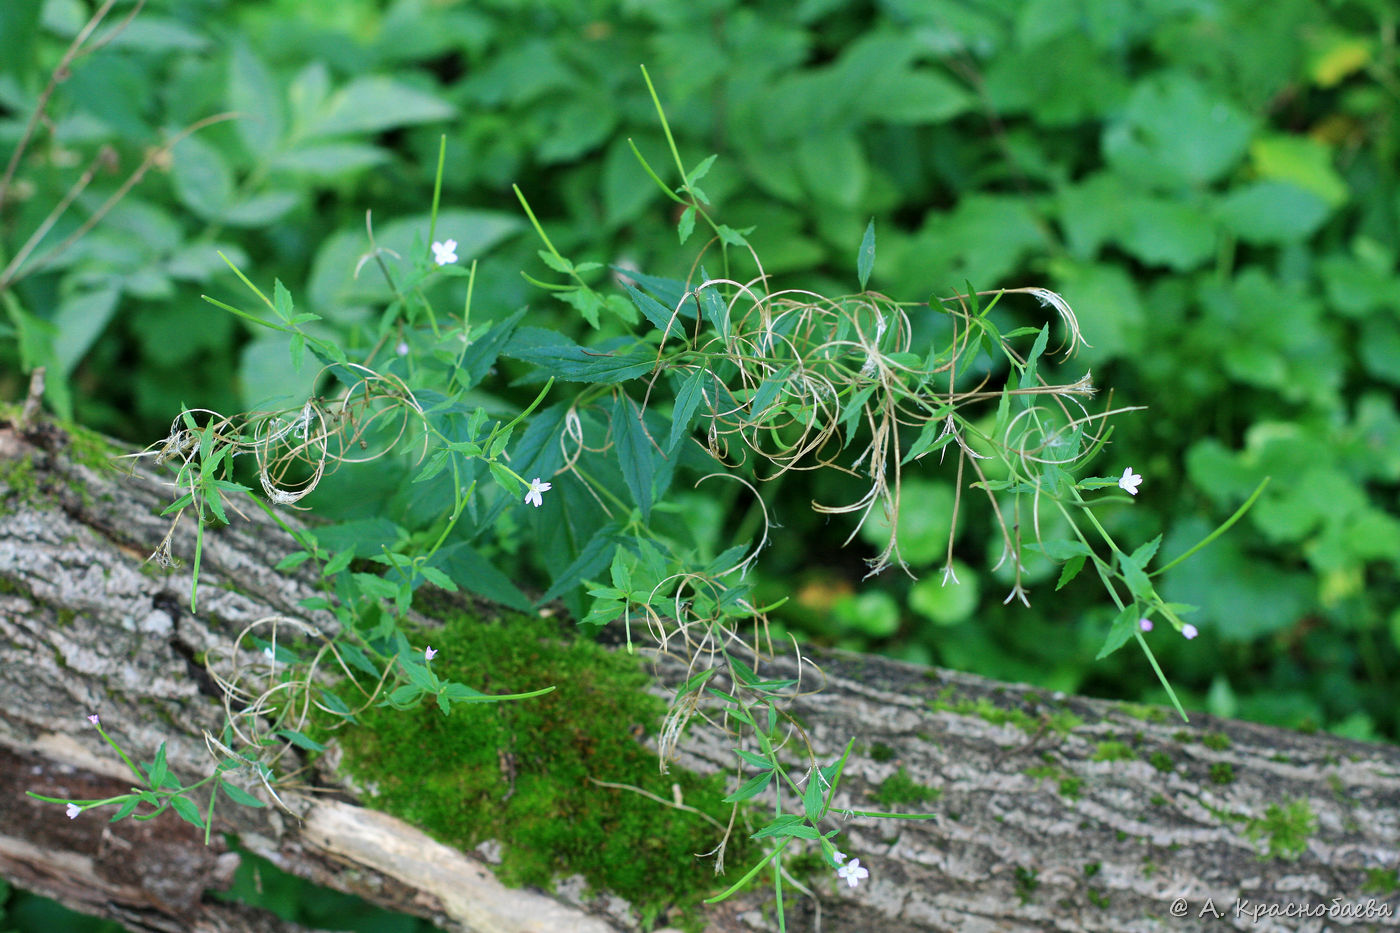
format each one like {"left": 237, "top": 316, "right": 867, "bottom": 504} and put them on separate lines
{"left": 87, "top": 714, "right": 100, "bottom": 726}
{"left": 1139, "top": 618, "right": 1153, "bottom": 632}
{"left": 66, "top": 802, "right": 81, "bottom": 819}
{"left": 1182, "top": 624, "right": 1198, "bottom": 640}
{"left": 424, "top": 646, "right": 437, "bottom": 661}
{"left": 836, "top": 857, "right": 869, "bottom": 888}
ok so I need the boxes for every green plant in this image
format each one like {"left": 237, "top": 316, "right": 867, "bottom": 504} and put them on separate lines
{"left": 8, "top": 1, "right": 1395, "bottom": 929}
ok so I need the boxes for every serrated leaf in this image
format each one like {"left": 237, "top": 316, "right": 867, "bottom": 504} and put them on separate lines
{"left": 537, "top": 524, "right": 622, "bottom": 605}
{"left": 538, "top": 250, "right": 573, "bottom": 274}
{"left": 686, "top": 154, "right": 718, "bottom": 186}
{"left": 623, "top": 282, "right": 684, "bottom": 338}
{"left": 1117, "top": 549, "right": 1154, "bottom": 601}
{"left": 458, "top": 307, "right": 528, "bottom": 389}
{"left": 1095, "top": 603, "right": 1140, "bottom": 660}
{"left": 272, "top": 279, "right": 294, "bottom": 322}
{"left": 678, "top": 205, "right": 696, "bottom": 244}
{"left": 433, "top": 543, "right": 533, "bottom": 612}
{"left": 1055, "top": 554, "right": 1087, "bottom": 590}
{"left": 556, "top": 287, "right": 604, "bottom": 329}
{"left": 803, "top": 770, "right": 826, "bottom": 822}
{"left": 734, "top": 749, "right": 771, "bottom": 770}
{"left": 669, "top": 367, "right": 708, "bottom": 452}
{"left": 752, "top": 814, "right": 819, "bottom": 839}
{"left": 169, "top": 794, "right": 205, "bottom": 829}
{"left": 613, "top": 393, "right": 656, "bottom": 520}
{"left": 1130, "top": 534, "right": 1163, "bottom": 568}
{"left": 503, "top": 329, "right": 655, "bottom": 383}
{"left": 147, "top": 742, "right": 168, "bottom": 790}
{"left": 857, "top": 219, "right": 876, "bottom": 290}
{"left": 219, "top": 780, "right": 266, "bottom": 808}
{"left": 416, "top": 564, "right": 458, "bottom": 591}
{"left": 722, "top": 768, "right": 776, "bottom": 803}
{"left": 716, "top": 224, "right": 751, "bottom": 246}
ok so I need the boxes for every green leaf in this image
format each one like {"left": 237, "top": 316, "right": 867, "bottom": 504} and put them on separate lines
{"left": 1216, "top": 181, "right": 1331, "bottom": 244}
{"left": 537, "top": 523, "right": 622, "bottom": 605}
{"left": 278, "top": 729, "right": 326, "bottom": 753}
{"left": 433, "top": 543, "right": 534, "bottom": 612}
{"left": 111, "top": 797, "right": 141, "bottom": 822}
{"left": 169, "top": 795, "right": 205, "bottom": 829}
{"left": 669, "top": 368, "right": 708, "bottom": 452}
{"left": 538, "top": 250, "right": 574, "bottom": 274}
{"left": 613, "top": 393, "right": 657, "bottom": 520}
{"left": 306, "top": 76, "right": 454, "bottom": 137}
{"left": 556, "top": 287, "right": 604, "bottom": 330}
{"left": 1095, "top": 603, "right": 1141, "bottom": 660}
{"left": 686, "top": 154, "right": 719, "bottom": 187}
{"left": 803, "top": 770, "right": 826, "bottom": 822}
{"left": 734, "top": 749, "right": 772, "bottom": 770}
{"left": 751, "top": 814, "right": 819, "bottom": 839}
{"left": 503, "top": 329, "right": 655, "bottom": 383}
{"left": 147, "top": 742, "right": 168, "bottom": 790}
{"left": 1117, "top": 549, "right": 1154, "bottom": 601}
{"left": 857, "top": 219, "right": 876, "bottom": 290}
{"left": 723, "top": 768, "right": 776, "bottom": 803}
{"left": 623, "top": 282, "right": 684, "bottom": 338}
{"left": 219, "top": 780, "right": 266, "bottom": 808}
{"left": 678, "top": 205, "right": 697, "bottom": 244}
{"left": 1130, "top": 534, "right": 1163, "bottom": 569}
{"left": 458, "top": 307, "right": 528, "bottom": 390}
{"left": 416, "top": 564, "right": 458, "bottom": 592}
{"left": 1055, "top": 554, "right": 1087, "bottom": 590}
{"left": 171, "top": 134, "right": 234, "bottom": 220}
{"left": 269, "top": 143, "right": 388, "bottom": 177}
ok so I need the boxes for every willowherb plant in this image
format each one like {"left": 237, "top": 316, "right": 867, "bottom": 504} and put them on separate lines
{"left": 26, "top": 62, "right": 1265, "bottom": 925}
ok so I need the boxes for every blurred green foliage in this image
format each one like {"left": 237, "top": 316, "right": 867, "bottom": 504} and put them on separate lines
{"left": 1, "top": 0, "right": 1396, "bottom": 764}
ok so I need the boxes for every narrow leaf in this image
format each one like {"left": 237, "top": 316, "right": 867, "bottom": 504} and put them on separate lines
{"left": 613, "top": 393, "right": 656, "bottom": 519}
{"left": 857, "top": 219, "right": 876, "bottom": 290}
{"left": 668, "top": 367, "right": 708, "bottom": 452}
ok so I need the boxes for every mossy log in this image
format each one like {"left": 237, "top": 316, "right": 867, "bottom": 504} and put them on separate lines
{"left": 2, "top": 413, "right": 1398, "bottom": 933}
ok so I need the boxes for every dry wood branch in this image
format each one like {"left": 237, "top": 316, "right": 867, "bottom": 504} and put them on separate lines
{"left": 1, "top": 415, "right": 1397, "bottom": 932}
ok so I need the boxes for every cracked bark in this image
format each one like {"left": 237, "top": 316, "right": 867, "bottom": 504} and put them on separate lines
{"left": 1, "top": 415, "right": 1398, "bottom": 933}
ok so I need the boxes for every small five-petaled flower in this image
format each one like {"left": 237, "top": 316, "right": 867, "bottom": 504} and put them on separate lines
{"left": 524, "top": 477, "right": 552, "bottom": 508}
{"left": 836, "top": 857, "right": 869, "bottom": 888}
{"left": 87, "top": 714, "right": 99, "bottom": 725}
{"left": 424, "top": 646, "right": 437, "bottom": 661}
{"left": 431, "top": 239, "right": 458, "bottom": 266}
{"left": 1118, "top": 467, "right": 1143, "bottom": 496}
{"left": 66, "top": 802, "right": 81, "bottom": 820}
{"left": 1139, "top": 618, "right": 1153, "bottom": 632}
{"left": 1182, "top": 624, "right": 1198, "bottom": 640}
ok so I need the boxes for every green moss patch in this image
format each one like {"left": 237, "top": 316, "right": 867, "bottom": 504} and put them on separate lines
{"left": 873, "top": 766, "right": 939, "bottom": 807}
{"left": 317, "top": 611, "right": 741, "bottom": 927}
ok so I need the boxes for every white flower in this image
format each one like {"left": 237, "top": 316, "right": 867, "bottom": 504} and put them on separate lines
{"left": 1182, "top": 624, "right": 1198, "bottom": 640}
{"left": 1139, "top": 618, "right": 1153, "bottom": 632}
{"left": 1118, "top": 467, "right": 1143, "bottom": 496}
{"left": 431, "top": 239, "right": 458, "bottom": 266}
{"left": 832, "top": 849, "right": 847, "bottom": 865}
{"left": 524, "top": 477, "right": 552, "bottom": 508}
{"left": 66, "top": 802, "right": 81, "bottom": 820}
{"left": 836, "top": 857, "right": 869, "bottom": 888}
{"left": 425, "top": 646, "right": 437, "bottom": 661}
{"left": 396, "top": 341, "right": 409, "bottom": 357}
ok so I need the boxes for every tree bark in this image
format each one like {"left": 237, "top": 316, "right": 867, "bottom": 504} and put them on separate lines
{"left": 1, "top": 413, "right": 1397, "bottom": 933}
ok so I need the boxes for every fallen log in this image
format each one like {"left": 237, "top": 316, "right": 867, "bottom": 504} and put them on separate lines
{"left": 1, "top": 410, "right": 1397, "bottom": 932}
